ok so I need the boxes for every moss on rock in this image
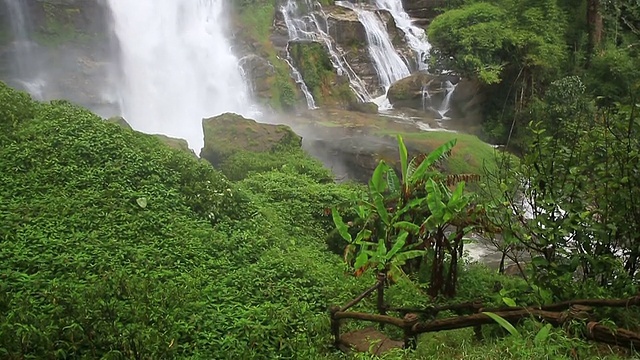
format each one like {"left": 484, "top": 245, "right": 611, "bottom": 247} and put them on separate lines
{"left": 200, "top": 112, "right": 302, "bottom": 168}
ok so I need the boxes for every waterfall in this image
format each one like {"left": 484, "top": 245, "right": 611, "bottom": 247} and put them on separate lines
{"left": 2, "top": 0, "right": 45, "bottom": 99}
{"left": 336, "top": 1, "right": 409, "bottom": 110}
{"left": 421, "top": 84, "right": 431, "bottom": 111}
{"left": 280, "top": 0, "right": 371, "bottom": 103}
{"left": 438, "top": 80, "right": 457, "bottom": 118}
{"left": 283, "top": 48, "right": 317, "bottom": 109}
{"left": 107, "top": 0, "right": 257, "bottom": 151}
{"left": 373, "top": 0, "right": 431, "bottom": 70}
{"left": 346, "top": 5, "right": 410, "bottom": 90}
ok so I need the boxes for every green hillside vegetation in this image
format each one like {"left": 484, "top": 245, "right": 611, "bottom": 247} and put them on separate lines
{"left": 2, "top": 81, "right": 639, "bottom": 359}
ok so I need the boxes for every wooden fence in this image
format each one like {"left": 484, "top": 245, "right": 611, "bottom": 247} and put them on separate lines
{"left": 329, "top": 273, "right": 640, "bottom": 352}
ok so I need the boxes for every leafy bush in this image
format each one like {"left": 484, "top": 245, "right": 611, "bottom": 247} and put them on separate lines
{"left": 221, "top": 149, "right": 334, "bottom": 182}
{"left": 0, "top": 82, "right": 368, "bottom": 359}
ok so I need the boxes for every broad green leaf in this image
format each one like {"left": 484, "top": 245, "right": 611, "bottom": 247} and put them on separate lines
{"left": 393, "top": 221, "right": 420, "bottom": 234}
{"left": 386, "top": 231, "right": 409, "bottom": 260}
{"left": 483, "top": 312, "right": 520, "bottom": 337}
{"left": 409, "top": 139, "right": 457, "bottom": 183}
{"left": 354, "top": 229, "right": 372, "bottom": 244}
{"left": 373, "top": 194, "right": 390, "bottom": 225}
{"left": 331, "top": 208, "right": 352, "bottom": 242}
{"left": 369, "top": 161, "right": 388, "bottom": 194}
{"left": 393, "top": 198, "right": 426, "bottom": 219}
{"left": 392, "top": 250, "right": 425, "bottom": 264}
{"left": 533, "top": 324, "right": 552, "bottom": 345}
{"left": 386, "top": 169, "right": 401, "bottom": 196}
{"left": 136, "top": 197, "right": 148, "bottom": 208}
{"left": 426, "top": 179, "right": 445, "bottom": 216}
{"left": 397, "top": 135, "right": 409, "bottom": 182}
{"left": 354, "top": 252, "right": 369, "bottom": 270}
{"left": 343, "top": 244, "right": 356, "bottom": 263}
{"left": 451, "top": 181, "right": 465, "bottom": 202}
{"left": 356, "top": 204, "right": 367, "bottom": 219}
{"left": 388, "top": 263, "right": 407, "bottom": 282}
{"left": 531, "top": 256, "right": 549, "bottom": 267}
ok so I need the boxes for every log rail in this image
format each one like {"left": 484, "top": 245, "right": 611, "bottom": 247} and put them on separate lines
{"left": 330, "top": 284, "right": 640, "bottom": 352}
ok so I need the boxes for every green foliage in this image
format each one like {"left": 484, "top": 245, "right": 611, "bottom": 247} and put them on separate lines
{"left": 333, "top": 135, "right": 482, "bottom": 297}
{"left": 232, "top": 0, "right": 302, "bottom": 110}
{"left": 220, "top": 148, "right": 334, "bottom": 181}
{"left": 586, "top": 45, "right": 640, "bottom": 107}
{"left": 289, "top": 42, "right": 335, "bottom": 106}
{"left": 486, "top": 82, "right": 640, "bottom": 300}
{"left": 428, "top": 0, "right": 567, "bottom": 85}
{"left": 0, "top": 82, "right": 369, "bottom": 358}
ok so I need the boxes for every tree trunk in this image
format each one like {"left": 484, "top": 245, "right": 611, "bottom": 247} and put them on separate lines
{"left": 587, "top": 0, "right": 603, "bottom": 54}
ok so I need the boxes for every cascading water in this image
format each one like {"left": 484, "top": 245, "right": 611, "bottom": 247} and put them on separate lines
{"left": 336, "top": 1, "right": 409, "bottom": 109}
{"left": 438, "top": 80, "right": 457, "bottom": 118}
{"left": 341, "top": 3, "right": 410, "bottom": 90}
{"left": 280, "top": 0, "right": 371, "bottom": 103}
{"left": 107, "top": 0, "right": 257, "bottom": 151}
{"left": 282, "top": 47, "right": 317, "bottom": 109}
{"left": 373, "top": 0, "right": 431, "bottom": 70}
{"left": 2, "top": 0, "right": 45, "bottom": 99}
{"left": 421, "top": 83, "right": 431, "bottom": 111}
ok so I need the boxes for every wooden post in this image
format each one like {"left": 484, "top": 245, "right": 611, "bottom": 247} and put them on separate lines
{"left": 474, "top": 303, "right": 484, "bottom": 341}
{"left": 377, "top": 272, "right": 386, "bottom": 330}
{"left": 403, "top": 313, "right": 419, "bottom": 349}
{"left": 329, "top": 306, "right": 341, "bottom": 348}
{"left": 377, "top": 272, "right": 386, "bottom": 315}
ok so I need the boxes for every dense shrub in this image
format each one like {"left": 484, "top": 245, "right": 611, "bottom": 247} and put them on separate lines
{"left": 0, "top": 82, "right": 369, "bottom": 359}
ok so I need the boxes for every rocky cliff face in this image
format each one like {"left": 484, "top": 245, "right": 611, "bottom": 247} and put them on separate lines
{"left": 0, "top": 0, "right": 118, "bottom": 117}
{"left": 401, "top": 0, "right": 444, "bottom": 25}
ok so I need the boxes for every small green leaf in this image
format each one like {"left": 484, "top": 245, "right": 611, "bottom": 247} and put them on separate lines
{"left": 534, "top": 324, "right": 552, "bottom": 345}
{"left": 377, "top": 235, "right": 388, "bottom": 254}
{"left": 136, "top": 197, "right": 148, "bottom": 208}
{"left": 531, "top": 256, "right": 549, "bottom": 267}
{"left": 397, "top": 135, "right": 409, "bottom": 182}
{"left": 502, "top": 297, "right": 517, "bottom": 307}
{"left": 354, "top": 229, "right": 372, "bottom": 244}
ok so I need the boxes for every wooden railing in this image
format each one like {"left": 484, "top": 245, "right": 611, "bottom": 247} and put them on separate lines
{"left": 329, "top": 274, "right": 640, "bottom": 351}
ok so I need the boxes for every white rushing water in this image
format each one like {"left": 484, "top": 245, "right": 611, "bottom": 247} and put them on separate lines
{"left": 107, "top": 0, "right": 257, "bottom": 151}
{"left": 2, "top": 0, "right": 45, "bottom": 99}
{"left": 373, "top": 0, "right": 431, "bottom": 70}
{"left": 344, "top": 4, "right": 410, "bottom": 90}
{"left": 438, "top": 80, "right": 457, "bottom": 118}
{"left": 280, "top": 0, "right": 372, "bottom": 103}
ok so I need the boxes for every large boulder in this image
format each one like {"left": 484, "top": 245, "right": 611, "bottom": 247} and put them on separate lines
{"left": 387, "top": 72, "right": 485, "bottom": 123}
{"left": 449, "top": 78, "right": 485, "bottom": 125}
{"left": 200, "top": 113, "right": 302, "bottom": 168}
{"left": 387, "top": 72, "right": 445, "bottom": 109}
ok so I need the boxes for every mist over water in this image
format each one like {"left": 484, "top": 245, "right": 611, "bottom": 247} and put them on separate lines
{"left": 107, "top": 0, "right": 258, "bottom": 151}
{"left": 2, "top": 0, "right": 45, "bottom": 99}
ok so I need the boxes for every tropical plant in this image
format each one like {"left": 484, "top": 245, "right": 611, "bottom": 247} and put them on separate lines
{"left": 332, "top": 135, "right": 484, "bottom": 297}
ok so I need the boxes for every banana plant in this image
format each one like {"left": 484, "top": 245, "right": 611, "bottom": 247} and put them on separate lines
{"left": 331, "top": 135, "right": 470, "bottom": 282}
